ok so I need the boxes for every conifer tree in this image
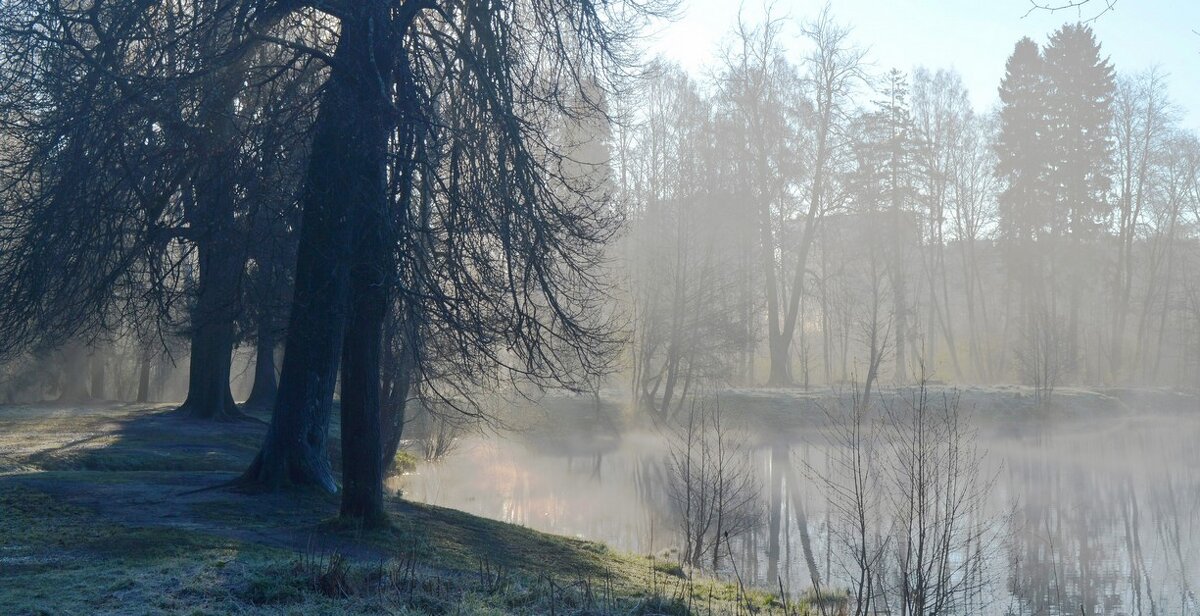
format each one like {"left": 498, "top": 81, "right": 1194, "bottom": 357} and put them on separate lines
{"left": 995, "top": 37, "right": 1050, "bottom": 247}
{"left": 1043, "top": 23, "right": 1116, "bottom": 238}
{"left": 1043, "top": 23, "right": 1115, "bottom": 379}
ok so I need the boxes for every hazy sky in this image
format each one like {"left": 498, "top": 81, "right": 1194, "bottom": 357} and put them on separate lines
{"left": 646, "top": 0, "right": 1200, "bottom": 128}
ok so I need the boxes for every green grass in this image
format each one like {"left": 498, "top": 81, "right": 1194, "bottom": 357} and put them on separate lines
{"left": 1, "top": 481, "right": 804, "bottom": 615}
{"left": 0, "top": 403, "right": 822, "bottom": 615}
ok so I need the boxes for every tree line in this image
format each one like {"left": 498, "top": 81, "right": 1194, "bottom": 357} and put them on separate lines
{"left": 618, "top": 12, "right": 1200, "bottom": 416}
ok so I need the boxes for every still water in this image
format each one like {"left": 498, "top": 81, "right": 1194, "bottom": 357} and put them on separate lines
{"left": 395, "top": 401, "right": 1200, "bottom": 615}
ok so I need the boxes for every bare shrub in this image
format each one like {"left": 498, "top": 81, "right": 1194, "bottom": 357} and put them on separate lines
{"left": 811, "top": 379, "right": 999, "bottom": 615}
{"left": 1014, "top": 306, "right": 1074, "bottom": 404}
{"left": 417, "top": 404, "right": 466, "bottom": 463}
{"left": 665, "top": 397, "right": 761, "bottom": 570}
{"left": 811, "top": 386, "right": 887, "bottom": 615}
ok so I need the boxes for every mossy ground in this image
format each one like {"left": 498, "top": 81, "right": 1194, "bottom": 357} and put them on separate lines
{"left": 0, "top": 402, "right": 821, "bottom": 615}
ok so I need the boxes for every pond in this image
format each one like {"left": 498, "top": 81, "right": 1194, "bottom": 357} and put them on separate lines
{"left": 394, "top": 397, "right": 1200, "bottom": 615}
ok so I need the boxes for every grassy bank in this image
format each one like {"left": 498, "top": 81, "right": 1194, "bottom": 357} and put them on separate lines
{"left": 0, "top": 403, "right": 819, "bottom": 615}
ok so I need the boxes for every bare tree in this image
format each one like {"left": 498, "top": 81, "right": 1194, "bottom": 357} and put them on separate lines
{"left": 665, "top": 397, "right": 761, "bottom": 570}
{"left": 0, "top": 0, "right": 318, "bottom": 418}
{"left": 1138, "top": 133, "right": 1200, "bottom": 382}
{"left": 1015, "top": 305, "right": 1073, "bottom": 404}
{"left": 718, "top": 5, "right": 800, "bottom": 388}
{"left": 809, "top": 385, "right": 887, "bottom": 616}
{"left": 947, "top": 105, "right": 1000, "bottom": 382}
{"left": 883, "top": 383, "right": 995, "bottom": 615}
{"left": 1109, "top": 69, "right": 1175, "bottom": 381}
{"left": 771, "top": 5, "right": 865, "bottom": 386}
{"left": 623, "top": 63, "right": 752, "bottom": 417}
{"left": 912, "top": 68, "right": 971, "bottom": 381}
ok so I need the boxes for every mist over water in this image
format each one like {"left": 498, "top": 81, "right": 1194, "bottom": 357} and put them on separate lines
{"left": 397, "top": 397, "right": 1200, "bottom": 616}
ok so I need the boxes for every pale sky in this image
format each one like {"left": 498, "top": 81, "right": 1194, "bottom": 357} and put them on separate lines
{"left": 646, "top": 0, "right": 1200, "bottom": 128}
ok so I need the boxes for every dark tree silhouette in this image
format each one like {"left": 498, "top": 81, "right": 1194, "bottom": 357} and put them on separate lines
{"left": 995, "top": 36, "right": 1053, "bottom": 356}
{"left": 239, "top": 0, "right": 660, "bottom": 524}
{"left": 1043, "top": 23, "right": 1115, "bottom": 239}
{"left": 0, "top": 0, "right": 315, "bottom": 418}
{"left": 1043, "top": 23, "right": 1115, "bottom": 376}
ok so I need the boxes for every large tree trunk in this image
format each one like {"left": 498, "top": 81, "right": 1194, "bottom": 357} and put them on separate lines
{"left": 241, "top": 6, "right": 393, "bottom": 500}
{"left": 243, "top": 326, "right": 278, "bottom": 410}
{"left": 57, "top": 342, "right": 93, "bottom": 403}
{"left": 136, "top": 349, "right": 152, "bottom": 403}
{"left": 178, "top": 237, "right": 242, "bottom": 419}
{"left": 339, "top": 225, "right": 389, "bottom": 524}
{"left": 337, "top": 2, "right": 398, "bottom": 524}
{"left": 89, "top": 346, "right": 106, "bottom": 400}
{"left": 770, "top": 110, "right": 830, "bottom": 387}
{"left": 756, "top": 190, "right": 788, "bottom": 387}
{"left": 766, "top": 342, "right": 791, "bottom": 386}
{"left": 176, "top": 1, "right": 249, "bottom": 421}
{"left": 380, "top": 378, "right": 411, "bottom": 474}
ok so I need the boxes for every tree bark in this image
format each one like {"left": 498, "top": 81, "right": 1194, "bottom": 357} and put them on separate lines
{"left": 381, "top": 315, "right": 417, "bottom": 473}
{"left": 239, "top": 39, "right": 356, "bottom": 494}
{"left": 243, "top": 326, "right": 278, "bottom": 410}
{"left": 176, "top": 0, "right": 250, "bottom": 421}
{"left": 337, "top": 3, "right": 397, "bottom": 525}
{"left": 241, "top": 5, "right": 394, "bottom": 504}
{"left": 339, "top": 223, "right": 389, "bottom": 524}
{"left": 178, "top": 237, "right": 242, "bottom": 419}
{"left": 770, "top": 99, "right": 831, "bottom": 387}
{"left": 380, "top": 378, "right": 411, "bottom": 474}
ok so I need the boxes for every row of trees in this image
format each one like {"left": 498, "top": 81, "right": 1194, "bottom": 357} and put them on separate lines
{"left": 618, "top": 13, "right": 1200, "bottom": 414}
{"left": 0, "top": 0, "right": 669, "bottom": 524}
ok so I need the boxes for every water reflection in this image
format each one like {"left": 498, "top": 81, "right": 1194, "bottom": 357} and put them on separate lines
{"left": 999, "top": 418, "right": 1200, "bottom": 615}
{"left": 394, "top": 411, "right": 1200, "bottom": 615}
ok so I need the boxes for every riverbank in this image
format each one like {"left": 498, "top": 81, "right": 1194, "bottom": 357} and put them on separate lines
{"left": 0, "top": 402, "right": 812, "bottom": 615}
{"left": 497, "top": 384, "right": 1200, "bottom": 447}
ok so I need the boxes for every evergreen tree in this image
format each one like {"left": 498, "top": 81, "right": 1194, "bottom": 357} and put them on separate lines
{"left": 873, "top": 69, "right": 918, "bottom": 383}
{"left": 996, "top": 36, "right": 1058, "bottom": 382}
{"left": 995, "top": 37, "right": 1050, "bottom": 245}
{"left": 1043, "top": 23, "right": 1116, "bottom": 238}
{"left": 1043, "top": 23, "right": 1116, "bottom": 380}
